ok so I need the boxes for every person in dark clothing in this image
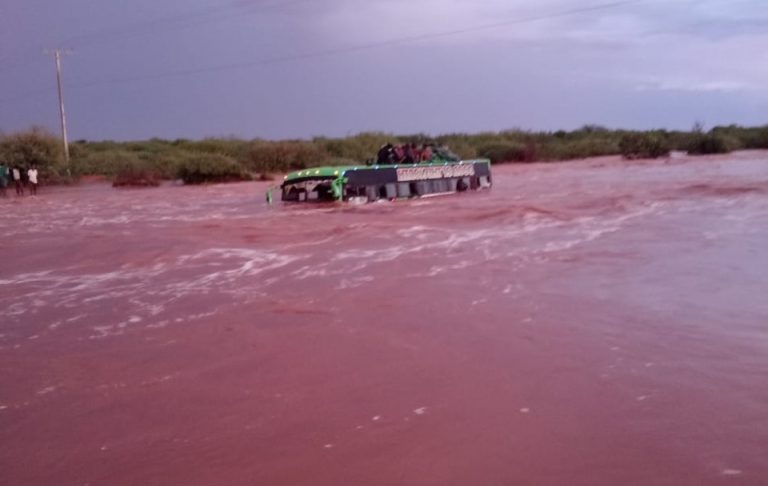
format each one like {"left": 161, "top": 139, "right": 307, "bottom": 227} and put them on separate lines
{"left": 393, "top": 144, "right": 405, "bottom": 164}
{"left": 377, "top": 143, "right": 395, "bottom": 165}
{"left": 404, "top": 143, "right": 416, "bottom": 164}
{"left": 376, "top": 144, "right": 390, "bottom": 165}
{"left": 0, "top": 162, "right": 8, "bottom": 197}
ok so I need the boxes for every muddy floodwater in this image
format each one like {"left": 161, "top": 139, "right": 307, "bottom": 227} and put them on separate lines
{"left": 2, "top": 151, "right": 768, "bottom": 485}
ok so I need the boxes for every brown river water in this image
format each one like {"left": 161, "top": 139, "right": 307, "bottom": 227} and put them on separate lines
{"left": 1, "top": 151, "right": 767, "bottom": 485}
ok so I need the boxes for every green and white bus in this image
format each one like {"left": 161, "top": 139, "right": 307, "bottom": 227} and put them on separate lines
{"left": 281, "top": 158, "right": 492, "bottom": 203}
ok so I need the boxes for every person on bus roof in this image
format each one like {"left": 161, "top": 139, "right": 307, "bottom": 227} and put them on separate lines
{"left": 377, "top": 143, "right": 392, "bottom": 165}
{"left": 404, "top": 143, "right": 416, "bottom": 164}
{"left": 393, "top": 144, "right": 405, "bottom": 164}
{"left": 420, "top": 144, "right": 433, "bottom": 162}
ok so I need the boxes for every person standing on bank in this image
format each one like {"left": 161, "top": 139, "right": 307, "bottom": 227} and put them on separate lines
{"left": 27, "top": 165, "right": 39, "bottom": 196}
{"left": 12, "top": 166, "right": 24, "bottom": 196}
{"left": 0, "top": 162, "right": 8, "bottom": 197}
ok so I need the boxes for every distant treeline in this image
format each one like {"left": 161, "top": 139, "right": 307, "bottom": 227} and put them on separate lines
{"left": 1, "top": 124, "right": 767, "bottom": 185}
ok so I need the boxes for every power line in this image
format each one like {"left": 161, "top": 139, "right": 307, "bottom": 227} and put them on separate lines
{"left": 0, "top": 0, "right": 309, "bottom": 75}
{"left": 0, "top": 0, "right": 647, "bottom": 104}
{"left": 58, "top": 0, "right": 309, "bottom": 48}
{"left": 71, "top": 0, "right": 648, "bottom": 89}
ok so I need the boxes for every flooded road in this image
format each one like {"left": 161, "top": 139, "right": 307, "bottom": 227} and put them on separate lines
{"left": 2, "top": 151, "right": 768, "bottom": 485}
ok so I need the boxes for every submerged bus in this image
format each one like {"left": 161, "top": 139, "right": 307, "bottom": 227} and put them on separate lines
{"left": 280, "top": 158, "right": 492, "bottom": 203}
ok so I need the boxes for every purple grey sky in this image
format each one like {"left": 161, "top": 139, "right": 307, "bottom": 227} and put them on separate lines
{"left": 1, "top": 0, "right": 766, "bottom": 140}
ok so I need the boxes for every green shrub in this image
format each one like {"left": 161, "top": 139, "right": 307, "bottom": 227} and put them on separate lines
{"left": 477, "top": 141, "right": 528, "bottom": 163}
{"left": 244, "top": 141, "right": 328, "bottom": 172}
{"left": 711, "top": 125, "right": 768, "bottom": 149}
{"left": 0, "top": 127, "right": 71, "bottom": 183}
{"left": 74, "top": 150, "right": 134, "bottom": 176}
{"left": 75, "top": 147, "right": 200, "bottom": 180}
{"left": 176, "top": 154, "right": 249, "bottom": 184}
{"left": 112, "top": 155, "right": 162, "bottom": 187}
{"left": 619, "top": 132, "right": 671, "bottom": 159}
{"left": 435, "top": 138, "right": 478, "bottom": 160}
{"left": 540, "top": 138, "right": 619, "bottom": 160}
{"left": 687, "top": 133, "right": 738, "bottom": 155}
{"left": 751, "top": 127, "right": 768, "bottom": 149}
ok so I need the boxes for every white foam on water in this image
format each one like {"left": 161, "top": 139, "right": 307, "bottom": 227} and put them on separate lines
{"left": 282, "top": 236, "right": 336, "bottom": 249}
{"left": 79, "top": 215, "right": 134, "bottom": 226}
{"left": 48, "top": 314, "right": 86, "bottom": 331}
{"left": 140, "top": 374, "right": 175, "bottom": 385}
{"left": 418, "top": 260, "right": 471, "bottom": 278}
{"left": 292, "top": 265, "right": 329, "bottom": 280}
{"left": 337, "top": 276, "right": 375, "bottom": 290}
{"left": 397, "top": 225, "right": 436, "bottom": 238}
{"left": 168, "top": 248, "right": 304, "bottom": 294}
{"left": 90, "top": 323, "right": 126, "bottom": 339}
{"left": 2, "top": 249, "right": 301, "bottom": 338}
{"left": 335, "top": 246, "right": 411, "bottom": 264}
{"left": 36, "top": 386, "right": 57, "bottom": 395}
{"left": 3, "top": 303, "right": 28, "bottom": 317}
{"left": 721, "top": 469, "right": 742, "bottom": 476}
{"left": 146, "top": 320, "right": 170, "bottom": 329}
{"left": 413, "top": 407, "right": 427, "bottom": 415}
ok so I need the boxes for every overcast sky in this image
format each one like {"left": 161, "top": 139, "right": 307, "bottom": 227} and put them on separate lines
{"left": 1, "top": 0, "right": 766, "bottom": 140}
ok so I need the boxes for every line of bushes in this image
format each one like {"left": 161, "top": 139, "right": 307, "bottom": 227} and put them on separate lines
{"left": 618, "top": 131, "right": 671, "bottom": 159}
{"left": 2, "top": 124, "right": 767, "bottom": 186}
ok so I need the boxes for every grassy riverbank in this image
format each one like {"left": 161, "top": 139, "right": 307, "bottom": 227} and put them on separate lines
{"left": 2, "top": 124, "right": 767, "bottom": 185}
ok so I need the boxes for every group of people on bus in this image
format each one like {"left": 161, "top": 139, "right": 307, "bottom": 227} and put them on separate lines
{"left": 376, "top": 143, "right": 437, "bottom": 165}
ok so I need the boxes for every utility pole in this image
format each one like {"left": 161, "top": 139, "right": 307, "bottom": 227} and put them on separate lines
{"left": 45, "top": 48, "right": 71, "bottom": 173}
